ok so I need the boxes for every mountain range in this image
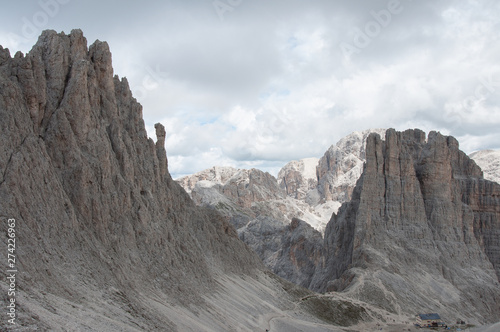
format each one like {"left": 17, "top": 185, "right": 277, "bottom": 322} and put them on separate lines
{"left": 178, "top": 129, "right": 500, "bottom": 324}
{"left": 1, "top": 30, "right": 499, "bottom": 330}
{"left": 1, "top": 29, "right": 384, "bottom": 331}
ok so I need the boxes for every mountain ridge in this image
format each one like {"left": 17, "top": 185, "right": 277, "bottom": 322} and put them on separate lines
{"left": 179, "top": 130, "right": 499, "bottom": 235}
{"left": 2, "top": 29, "right": 499, "bottom": 330}
{"left": 179, "top": 129, "right": 500, "bottom": 325}
{"left": 311, "top": 129, "right": 500, "bottom": 323}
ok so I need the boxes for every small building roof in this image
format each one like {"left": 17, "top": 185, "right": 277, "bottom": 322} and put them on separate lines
{"left": 418, "top": 313, "right": 441, "bottom": 320}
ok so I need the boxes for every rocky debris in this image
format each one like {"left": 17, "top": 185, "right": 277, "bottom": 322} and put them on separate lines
{"left": 0, "top": 29, "right": 255, "bottom": 328}
{"left": 11, "top": 29, "right": 498, "bottom": 331}
{"left": 311, "top": 129, "right": 500, "bottom": 324}
{"left": 470, "top": 149, "right": 500, "bottom": 184}
{"left": 176, "top": 125, "right": 500, "bottom": 325}
{"left": 0, "top": 30, "right": 365, "bottom": 331}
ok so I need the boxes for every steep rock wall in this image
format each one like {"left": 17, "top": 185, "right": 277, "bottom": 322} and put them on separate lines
{"left": 0, "top": 30, "right": 266, "bottom": 330}
{"left": 313, "top": 129, "right": 500, "bottom": 324}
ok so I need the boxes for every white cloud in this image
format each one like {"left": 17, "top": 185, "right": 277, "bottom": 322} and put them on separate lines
{"left": 2, "top": 0, "right": 500, "bottom": 178}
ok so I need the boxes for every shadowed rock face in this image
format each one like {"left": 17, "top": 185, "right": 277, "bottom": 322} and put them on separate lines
{"left": 272, "top": 218, "right": 325, "bottom": 288}
{"left": 312, "top": 129, "right": 500, "bottom": 324}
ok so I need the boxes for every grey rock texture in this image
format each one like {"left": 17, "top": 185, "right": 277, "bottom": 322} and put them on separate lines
{"left": 0, "top": 30, "right": 364, "bottom": 331}
{"left": 273, "top": 218, "right": 324, "bottom": 289}
{"left": 178, "top": 166, "right": 326, "bottom": 287}
{"left": 221, "top": 167, "right": 286, "bottom": 208}
{"left": 0, "top": 29, "right": 258, "bottom": 328}
{"left": 316, "top": 128, "right": 386, "bottom": 203}
{"left": 176, "top": 126, "right": 500, "bottom": 325}
{"left": 179, "top": 166, "right": 285, "bottom": 212}
{"left": 177, "top": 131, "right": 390, "bottom": 290}
{"left": 180, "top": 130, "right": 389, "bottom": 235}
{"left": 278, "top": 158, "right": 319, "bottom": 200}
{"left": 312, "top": 129, "right": 500, "bottom": 324}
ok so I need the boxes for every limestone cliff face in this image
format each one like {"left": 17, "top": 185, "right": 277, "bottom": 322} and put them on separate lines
{"left": 316, "top": 129, "right": 386, "bottom": 203}
{"left": 0, "top": 30, "right": 267, "bottom": 330}
{"left": 178, "top": 129, "right": 500, "bottom": 316}
{"left": 221, "top": 168, "right": 286, "bottom": 208}
{"left": 278, "top": 158, "right": 319, "bottom": 200}
{"left": 178, "top": 166, "right": 285, "bottom": 209}
{"left": 313, "top": 129, "right": 500, "bottom": 324}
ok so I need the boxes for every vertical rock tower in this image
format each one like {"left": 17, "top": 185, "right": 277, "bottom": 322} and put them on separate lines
{"left": 0, "top": 30, "right": 265, "bottom": 330}
{"left": 312, "top": 129, "right": 500, "bottom": 323}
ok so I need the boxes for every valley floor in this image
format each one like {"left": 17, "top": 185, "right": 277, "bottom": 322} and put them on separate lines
{"left": 2, "top": 270, "right": 497, "bottom": 331}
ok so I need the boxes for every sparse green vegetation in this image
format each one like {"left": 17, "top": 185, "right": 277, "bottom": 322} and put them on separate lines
{"left": 299, "top": 296, "right": 368, "bottom": 327}
{"left": 266, "top": 271, "right": 369, "bottom": 327}
{"left": 215, "top": 201, "right": 231, "bottom": 211}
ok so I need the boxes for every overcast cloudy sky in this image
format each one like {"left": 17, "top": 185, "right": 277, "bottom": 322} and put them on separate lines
{"left": 2, "top": 0, "right": 500, "bottom": 177}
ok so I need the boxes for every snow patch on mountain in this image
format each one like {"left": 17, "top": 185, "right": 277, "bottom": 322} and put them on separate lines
{"left": 301, "top": 157, "right": 320, "bottom": 180}
{"left": 470, "top": 149, "right": 500, "bottom": 184}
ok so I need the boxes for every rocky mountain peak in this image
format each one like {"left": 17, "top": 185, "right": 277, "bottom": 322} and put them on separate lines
{"left": 177, "top": 166, "right": 240, "bottom": 193}
{"left": 8, "top": 29, "right": 500, "bottom": 331}
{"left": 311, "top": 129, "right": 500, "bottom": 324}
{"left": 278, "top": 157, "right": 319, "bottom": 200}
{"left": 3, "top": 30, "right": 337, "bottom": 331}
{"left": 316, "top": 128, "right": 387, "bottom": 203}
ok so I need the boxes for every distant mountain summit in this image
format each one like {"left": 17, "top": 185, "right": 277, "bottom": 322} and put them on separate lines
{"left": 315, "top": 129, "right": 387, "bottom": 203}
{"left": 178, "top": 129, "right": 388, "bottom": 234}
{"left": 470, "top": 149, "right": 500, "bottom": 184}
{"left": 278, "top": 157, "right": 319, "bottom": 200}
